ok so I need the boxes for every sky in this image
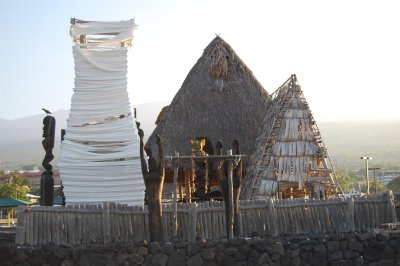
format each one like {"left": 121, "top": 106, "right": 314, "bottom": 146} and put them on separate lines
{"left": 1, "top": 0, "right": 399, "bottom": 122}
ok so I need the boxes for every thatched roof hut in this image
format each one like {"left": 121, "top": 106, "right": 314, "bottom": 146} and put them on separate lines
{"left": 241, "top": 75, "right": 338, "bottom": 200}
{"left": 145, "top": 36, "right": 269, "bottom": 168}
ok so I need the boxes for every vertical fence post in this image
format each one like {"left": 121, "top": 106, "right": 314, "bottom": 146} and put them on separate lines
{"left": 346, "top": 197, "right": 355, "bottom": 232}
{"left": 172, "top": 152, "right": 179, "bottom": 239}
{"left": 387, "top": 190, "right": 397, "bottom": 223}
{"left": 267, "top": 198, "right": 278, "bottom": 236}
{"left": 188, "top": 203, "right": 197, "bottom": 242}
{"left": 15, "top": 206, "right": 26, "bottom": 245}
{"left": 227, "top": 149, "right": 234, "bottom": 240}
{"left": 103, "top": 202, "right": 110, "bottom": 244}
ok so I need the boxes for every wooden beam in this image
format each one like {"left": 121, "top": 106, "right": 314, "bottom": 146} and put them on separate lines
{"left": 165, "top": 154, "right": 245, "bottom": 163}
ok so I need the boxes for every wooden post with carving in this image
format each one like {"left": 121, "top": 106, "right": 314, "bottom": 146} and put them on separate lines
{"left": 41, "top": 115, "right": 55, "bottom": 206}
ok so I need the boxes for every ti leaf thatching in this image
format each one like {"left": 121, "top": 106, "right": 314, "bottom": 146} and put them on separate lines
{"left": 145, "top": 36, "right": 270, "bottom": 167}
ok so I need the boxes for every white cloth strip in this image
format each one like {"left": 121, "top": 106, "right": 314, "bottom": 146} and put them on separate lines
{"left": 70, "top": 20, "right": 137, "bottom": 48}
{"left": 59, "top": 19, "right": 145, "bottom": 206}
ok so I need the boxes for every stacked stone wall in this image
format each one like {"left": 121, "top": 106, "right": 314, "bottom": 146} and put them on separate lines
{"left": 1, "top": 231, "right": 400, "bottom": 265}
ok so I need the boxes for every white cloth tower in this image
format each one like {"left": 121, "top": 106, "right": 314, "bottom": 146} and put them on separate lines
{"left": 58, "top": 19, "right": 145, "bottom": 205}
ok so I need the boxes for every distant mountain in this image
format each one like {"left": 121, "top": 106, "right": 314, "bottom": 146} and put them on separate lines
{"left": 319, "top": 121, "right": 400, "bottom": 171}
{"left": 0, "top": 110, "right": 69, "bottom": 143}
{"left": 0, "top": 102, "right": 168, "bottom": 170}
{"left": 0, "top": 103, "right": 399, "bottom": 172}
{"left": 0, "top": 110, "right": 68, "bottom": 171}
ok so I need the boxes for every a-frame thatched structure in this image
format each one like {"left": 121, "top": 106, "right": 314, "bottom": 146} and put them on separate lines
{"left": 145, "top": 36, "right": 269, "bottom": 183}
{"left": 241, "top": 75, "right": 338, "bottom": 200}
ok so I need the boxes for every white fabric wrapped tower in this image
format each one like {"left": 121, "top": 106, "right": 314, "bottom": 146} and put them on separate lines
{"left": 58, "top": 19, "right": 145, "bottom": 205}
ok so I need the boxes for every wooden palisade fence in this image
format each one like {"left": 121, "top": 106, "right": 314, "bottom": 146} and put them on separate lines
{"left": 16, "top": 192, "right": 397, "bottom": 246}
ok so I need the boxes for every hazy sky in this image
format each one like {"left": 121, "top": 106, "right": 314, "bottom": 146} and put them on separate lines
{"left": 1, "top": 0, "right": 399, "bottom": 122}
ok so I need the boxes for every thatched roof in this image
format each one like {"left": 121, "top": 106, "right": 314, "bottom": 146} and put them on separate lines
{"left": 241, "top": 75, "right": 337, "bottom": 200}
{"left": 145, "top": 36, "right": 270, "bottom": 166}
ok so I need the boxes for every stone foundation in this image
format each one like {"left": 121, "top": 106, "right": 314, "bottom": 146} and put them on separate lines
{"left": 1, "top": 231, "right": 400, "bottom": 265}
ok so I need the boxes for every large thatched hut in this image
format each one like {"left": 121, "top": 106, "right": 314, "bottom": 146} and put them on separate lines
{"left": 145, "top": 36, "right": 269, "bottom": 200}
{"left": 241, "top": 75, "right": 338, "bottom": 200}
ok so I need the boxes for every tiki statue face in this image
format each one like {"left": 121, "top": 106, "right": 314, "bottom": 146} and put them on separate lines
{"left": 42, "top": 116, "right": 56, "bottom": 148}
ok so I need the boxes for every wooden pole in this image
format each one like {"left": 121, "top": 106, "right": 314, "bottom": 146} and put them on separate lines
{"left": 7, "top": 209, "right": 11, "bottom": 226}
{"left": 365, "top": 159, "right": 370, "bottom": 194}
{"left": 227, "top": 149, "right": 234, "bottom": 240}
{"left": 179, "top": 184, "right": 183, "bottom": 200}
{"left": 172, "top": 152, "right": 179, "bottom": 238}
{"left": 361, "top": 157, "right": 372, "bottom": 194}
{"left": 184, "top": 171, "right": 190, "bottom": 203}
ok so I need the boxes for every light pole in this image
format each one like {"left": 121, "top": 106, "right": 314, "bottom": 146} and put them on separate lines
{"left": 360, "top": 157, "right": 372, "bottom": 194}
{"left": 368, "top": 167, "right": 381, "bottom": 193}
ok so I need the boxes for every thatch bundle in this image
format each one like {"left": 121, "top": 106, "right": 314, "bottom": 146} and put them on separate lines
{"left": 145, "top": 36, "right": 269, "bottom": 167}
{"left": 209, "top": 42, "right": 230, "bottom": 79}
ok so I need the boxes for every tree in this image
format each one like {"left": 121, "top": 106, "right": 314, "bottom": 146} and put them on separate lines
{"left": 359, "top": 180, "right": 386, "bottom": 194}
{"left": 369, "top": 180, "right": 386, "bottom": 194}
{"left": 387, "top": 176, "right": 400, "bottom": 192}
{"left": 0, "top": 183, "right": 15, "bottom": 199}
{"left": 336, "top": 171, "right": 358, "bottom": 192}
{"left": 0, "top": 171, "right": 31, "bottom": 200}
